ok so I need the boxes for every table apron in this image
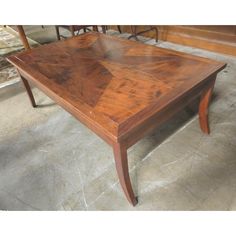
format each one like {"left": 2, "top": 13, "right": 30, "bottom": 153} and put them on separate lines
{"left": 18, "top": 69, "right": 117, "bottom": 146}
{"left": 18, "top": 68, "right": 216, "bottom": 150}
{"left": 119, "top": 78, "right": 215, "bottom": 149}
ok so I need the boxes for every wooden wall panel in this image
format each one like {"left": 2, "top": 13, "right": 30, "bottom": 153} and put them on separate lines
{"left": 109, "top": 26, "right": 236, "bottom": 57}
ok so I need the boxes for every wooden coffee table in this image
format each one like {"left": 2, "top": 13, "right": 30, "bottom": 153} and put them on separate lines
{"left": 7, "top": 32, "right": 226, "bottom": 206}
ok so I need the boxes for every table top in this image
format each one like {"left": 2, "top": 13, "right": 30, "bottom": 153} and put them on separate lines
{"left": 8, "top": 32, "right": 226, "bottom": 141}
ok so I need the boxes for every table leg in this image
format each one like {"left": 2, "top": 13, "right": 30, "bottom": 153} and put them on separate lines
{"left": 113, "top": 143, "right": 138, "bottom": 206}
{"left": 69, "top": 26, "right": 75, "bottom": 36}
{"left": 92, "top": 26, "right": 98, "bottom": 32}
{"left": 101, "top": 26, "right": 106, "bottom": 34}
{"left": 199, "top": 78, "right": 216, "bottom": 134}
{"left": 16, "top": 25, "right": 31, "bottom": 50}
{"left": 20, "top": 75, "right": 37, "bottom": 108}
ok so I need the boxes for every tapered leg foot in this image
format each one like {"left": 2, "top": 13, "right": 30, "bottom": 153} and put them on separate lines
{"left": 199, "top": 78, "right": 216, "bottom": 134}
{"left": 113, "top": 143, "right": 137, "bottom": 206}
{"left": 21, "top": 76, "right": 37, "bottom": 108}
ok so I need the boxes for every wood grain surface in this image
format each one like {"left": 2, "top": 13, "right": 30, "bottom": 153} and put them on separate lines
{"left": 7, "top": 32, "right": 226, "bottom": 140}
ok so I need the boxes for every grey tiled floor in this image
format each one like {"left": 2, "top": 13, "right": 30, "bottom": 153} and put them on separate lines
{"left": 0, "top": 29, "right": 236, "bottom": 210}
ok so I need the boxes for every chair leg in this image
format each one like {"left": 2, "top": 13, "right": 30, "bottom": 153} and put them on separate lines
{"left": 128, "top": 26, "right": 139, "bottom": 41}
{"left": 117, "top": 25, "right": 122, "bottom": 33}
{"left": 128, "top": 26, "right": 159, "bottom": 42}
{"left": 152, "top": 26, "right": 159, "bottom": 42}
{"left": 69, "top": 26, "right": 75, "bottom": 36}
{"left": 55, "top": 26, "right": 61, "bottom": 40}
{"left": 102, "top": 26, "right": 106, "bottom": 34}
{"left": 93, "top": 26, "right": 98, "bottom": 32}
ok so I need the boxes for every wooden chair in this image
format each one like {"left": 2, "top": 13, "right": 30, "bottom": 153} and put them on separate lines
{"left": 128, "top": 26, "right": 158, "bottom": 42}
{"left": 101, "top": 25, "right": 122, "bottom": 34}
{"left": 55, "top": 25, "right": 98, "bottom": 40}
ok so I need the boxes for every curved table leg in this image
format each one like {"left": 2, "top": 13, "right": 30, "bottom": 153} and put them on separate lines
{"left": 20, "top": 76, "right": 37, "bottom": 108}
{"left": 113, "top": 143, "right": 138, "bottom": 206}
{"left": 199, "top": 78, "right": 216, "bottom": 134}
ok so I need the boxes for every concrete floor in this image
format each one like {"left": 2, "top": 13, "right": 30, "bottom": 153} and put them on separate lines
{"left": 0, "top": 29, "right": 236, "bottom": 210}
